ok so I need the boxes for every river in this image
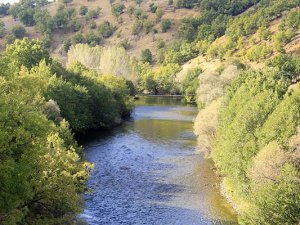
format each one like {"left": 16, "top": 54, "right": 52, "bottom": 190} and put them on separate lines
{"left": 79, "top": 96, "right": 237, "bottom": 225}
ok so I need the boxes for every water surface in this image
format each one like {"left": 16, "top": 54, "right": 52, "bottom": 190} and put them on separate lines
{"left": 80, "top": 96, "right": 237, "bottom": 225}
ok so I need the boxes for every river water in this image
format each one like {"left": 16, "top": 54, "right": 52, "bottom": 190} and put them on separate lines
{"left": 79, "top": 97, "right": 237, "bottom": 225}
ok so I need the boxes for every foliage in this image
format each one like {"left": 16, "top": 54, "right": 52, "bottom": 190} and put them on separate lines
{"left": 0, "top": 3, "right": 10, "bottom": 16}
{"left": 98, "top": 21, "right": 115, "bottom": 38}
{"left": 98, "top": 74, "right": 134, "bottom": 117}
{"left": 86, "top": 7, "right": 101, "bottom": 20}
{"left": 153, "top": 63, "right": 181, "bottom": 94}
{"left": 135, "top": 62, "right": 156, "bottom": 94}
{"left": 141, "top": 49, "right": 152, "bottom": 64}
{"left": 194, "top": 99, "right": 221, "bottom": 154}
{"left": 0, "top": 39, "right": 135, "bottom": 223}
{"left": 176, "top": 0, "right": 195, "bottom": 9}
{"left": 161, "top": 19, "right": 172, "bottom": 32}
{"left": 267, "top": 53, "right": 300, "bottom": 80}
{"left": 79, "top": 6, "right": 88, "bottom": 16}
{"left": 0, "top": 44, "right": 94, "bottom": 224}
{"left": 0, "top": 20, "right": 6, "bottom": 38}
{"left": 1, "top": 38, "right": 49, "bottom": 75}
{"left": 33, "top": 8, "right": 53, "bottom": 35}
{"left": 67, "top": 44, "right": 136, "bottom": 81}
{"left": 181, "top": 67, "right": 201, "bottom": 103}
{"left": 111, "top": 3, "right": 125, "bottom": 17}
{"left": 149, "top": 3, "right": 157, "bottom": 13}
{"left": 52, "top": 5, "right": 70, "bottom": 29}
{"left": 71, "top": 19, "right": 82, "bottom": 32}
{"left": 11, "top": 25, "right": 26, "bottom": 39}
{"left": 155, "top": 8, "right": 164, "bottom": 22}
{"left": 207, "top": 66, "right": 300, "bottom": 223}
{"left": 132, "top": 20, "right": 143, "bottom": 35}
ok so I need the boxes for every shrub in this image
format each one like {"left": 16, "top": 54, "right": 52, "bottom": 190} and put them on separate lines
{"left": 176, "top": 0, "right": 194, "bottom": 9}
{"left": 89, "top": 20, "right": 97, "bottom": 29}
{"left": 11, "top": 25, "right": 26, "bottom": 38}
{"left": 143, "top": 20, "right": 154, "bottom": 34}
{"left": 0, "top": 20, "right": 5, "bottom": 38}
{"left": 86, "top": 7, "right": 101, "bottom": 20}
{"left": 111, "top": 3, "right": 125, "bottom": 17}
{"left": 0, "top": 3, "right": 10, "bottom": 16}
{"left": 132, "top": 20, "right": 143, "bottom": 35}
{"left": 141, "top": 49, "right": 152, "bottom": 63}
{"left": 155, "top": 8, "right": 164, "bottom": 22}
{"left": 161, "top": 19, "right": 172, "bottom": 32}
{"left": 98, "top": 21, "right": 115, "bottom": 38}
{"left": 181, "top": 67, "right": 202, "bottom": 103}
{"left": 71, "top": 19, "right": 82, "bottom": 32}
{"left": 79, "top": 6, "right": 88, "bottom": 16}
{"left": 149, "top": 3, "right": 157, "bottom": 13}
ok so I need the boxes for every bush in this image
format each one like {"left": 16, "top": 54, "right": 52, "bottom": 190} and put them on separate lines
{"left": 132, "top": 20, "right": 143, "bottom": 35}
{"left": 176, "top": 0, "right": 194, "bottom": 9}
{"left": 119, "top": 39, "right": 131, "bottom": 50}
{"left": 86, "top": 7, "right": 101, "bottom": 20}
{"left": 143, "top": 20, "right": 154, "bottom": 34}
{"left": 62, "top": 0, "right": 73, "bottom": 4}
{"left": 52, "top": 5, "right": 69, "bottom": 29}
{"left": 0, "top": 20, "right": 5, "bottom": 38}
{"left": 18, "top": 8, "right": 35, "bottom": 26}
{"left": 11, "top": 25, "right": 26, "bottom": 39}
{"left": 0, "top": 3, "right": 10, "bottom": 16}
{"left": 161, "top": 19, "right": 172, "bottom": 32}
{"left": 155, "top": 8, "right": 164, "bottom": 22}
{"left": 141, "top": 49, "right": 152, "bottom": 63}
{"left": 149, "top": 3, "right": 157, "bottom": 13}
{"left": 89, "top": 20, "right": 97, "bottom": 29}
{"left": 79, "top": 6, "right": 88, "bottom": 16}
{"left": 111, "top": 3, "right": 125, "bottom": 17}
{"left": 71, "top": 19, "right": 82, "bottom": 32}
{"left": 98, "top": 21, "right": 115, "bottom": 38}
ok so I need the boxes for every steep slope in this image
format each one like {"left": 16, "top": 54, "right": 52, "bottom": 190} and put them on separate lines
{"left": 0, "top": 0, "right": 199, "bottom": 61}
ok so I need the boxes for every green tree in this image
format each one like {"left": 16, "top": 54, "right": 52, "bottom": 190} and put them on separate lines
{"left": 161, "top": 19, "right": 172, "bottom": 32}
{"left": 111, "top": 3, "right": 125, "bottom": 17}
{"left": 155, "top": 8, "right": 164, "bottom": 22}
{"left": 52, "top": 5, "right": 69, "bottom": 29}
{"left": 11, "top": 25, "right": 26, "bottom": 39}
{"left": 0, "top": 3, "right": 10, "bottom": 16}
{"left": 153, "top": 63, "right": 181, "bottom": 94}
{"left": 34, "top": 9, "right": 53, "bottom": 34}
{"left": 98, "top": 21, "right": 115, "bottom": 38}
{"left": 141, "top": 49, "right": 152, "bottom": 63}
{"left": 1, "top": 38, "right": 49, "bottom": 75}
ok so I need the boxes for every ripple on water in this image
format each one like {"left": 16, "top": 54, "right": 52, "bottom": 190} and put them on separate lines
{"left": 79, "top": 97, "right": 237, "bottom": 225}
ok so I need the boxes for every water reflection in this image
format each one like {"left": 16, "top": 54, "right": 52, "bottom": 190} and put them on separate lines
{"left": 80, "top": 96, "right": 237, "bottom": 225}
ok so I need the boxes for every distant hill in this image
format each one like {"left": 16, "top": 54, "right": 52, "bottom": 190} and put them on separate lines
{"left": 0, "top": 0, "right": 198, "bottom": 63}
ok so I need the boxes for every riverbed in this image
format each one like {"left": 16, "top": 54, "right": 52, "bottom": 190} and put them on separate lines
{"left": 79, "top": 96, "right": 237, "bottom": 225}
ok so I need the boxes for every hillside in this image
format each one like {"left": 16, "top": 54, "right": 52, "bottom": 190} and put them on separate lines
{"left": 0, "top": 0, "right": 198, "bottom": 62}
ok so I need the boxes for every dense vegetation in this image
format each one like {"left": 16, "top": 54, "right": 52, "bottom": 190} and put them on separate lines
{"left": 0, "top": 38, "right": 133, "bottom": 224}
{"left": 214, "top": 58, "right": 300, "bottom": 224}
